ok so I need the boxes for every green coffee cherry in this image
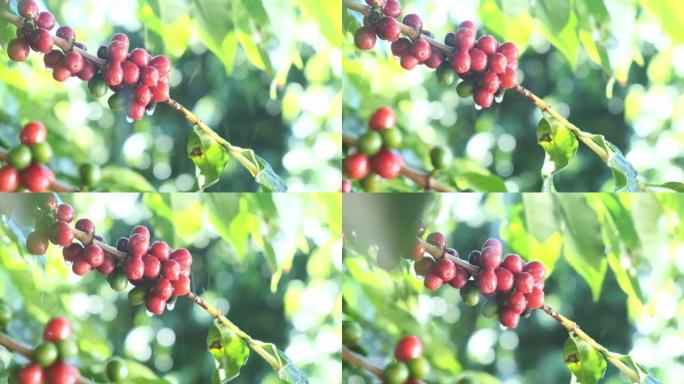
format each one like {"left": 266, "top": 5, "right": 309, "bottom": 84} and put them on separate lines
{"left": 384, "top": 361, "right": 409, "bottom": 384}
{"left": 456, "top": 80, "right": 475, "bottom": 98}
{"left": 105, "top": 357, "right": 129, "bottom": 383}
{"left": 33, "top": 342, "right": 58, "bottom": 367}
{"left": 108, "top": 93, "right": 126, "bottom": 111}
{"left": 128, "top": 286, "right": 147, "bottom": 306}
{"left": 88, "top": 76, "right": 108, "bottom": 97}
{"left": 481, "top": 299, "right": 500, "bottom": 318}
{"left": 56, "top": 339, "right": 79, "bottom": 360}
{"left": 361, "top": 174, "right": 378, "bottom": 192}
{"left": 79, "top": 162, "right": 102, "bottom": 188}
{"left": 436, "top": 64, "right": 455, "bottom": 86}
{"left": 357, "top": 131, "right": 383, "bottom": 156}
{"left": 460, "top": 281, "right": 480, "bottom": 306}
{"left": 407, "top": 357, "right": 430, "bottom": 379}
{"left": 108, "top": 269, "right": 128, "bottom": 292}
{"left": 430, "top": 146, "right": 453, "bottom": 170}
{"left": 381, "top": 127, "right": 402, "bottom": 149}
{"left": 8, "top": 145, "right": 32, "bottom": 170}
{"left": 342, "top": 320, "right": 362, "bottom": 346}
{"left": 30, "top": 142, "right": 52, "bottom": 164}
{"left": 0, "top": 300, "right": 12, "bottom": 330}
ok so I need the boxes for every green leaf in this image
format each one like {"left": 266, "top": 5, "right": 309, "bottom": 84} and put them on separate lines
{"left": 648, "top": 181, "right": 684, "bottom": 192}
{"left": 554, "top": 194, "right": 607, "bottom": 301}
{"left": 192, "top": 0, "right": 239, "bottom": 73}
{"left": 588, "top": 134, "right": 640, "bottom": 192}
{"left": 535, "top": 0, "right": 570, "bottom": 35}
{"left": 298, "top": 0, "right": 341, "bottom": 46}
{"left": 204, "top": 195, "right": 248, "bottom": 260}
{"left": 478, "top": 0, "right": 533, "bottom": 53}
{"left": 611, "top": 354, "right": 662, "bottom": 384}
{"left": 536, "top": 117, "right": 579, "bottom": 191}
{"left": 263, "top": 345, "right": 309, "bottom": 384}
{"left": 563, "top": 334, "right": 607, "bottom": 384}
{"left": 232, "top": 0, "right": 271, "bottom": 71}
{"left": 206, "top": 321, "right": 250, "bottom": 383}
{"left": 640, "top": 0, "right": 684, "bottom": 44}
{"left": 254, "top": 155, "right": 287, "bottom": 192}
{"left": 439, "top": 159, "right": 508, "bottom": 192}
{"left": 536, "top": 3, "right": 580, "bottom": 68}
{"left": 187, "top": 126, "right": 231, "bottom": 190}
{"left": 98, "top": 166, "right": 156, "bottom": 192}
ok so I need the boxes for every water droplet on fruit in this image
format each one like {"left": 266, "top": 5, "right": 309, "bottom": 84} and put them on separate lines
{"left": 125, "top": 117, "right": 134, "bottom": 124}
{"left": 495, "top": 92, "right": 505, "bottom": 103}
{"left": 474, "top": 104, "right": 482, "bottom": 111}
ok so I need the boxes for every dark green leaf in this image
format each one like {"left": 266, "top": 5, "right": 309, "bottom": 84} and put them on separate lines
{"left": 563, "top": 334, "right": 607, "bottom": 384}
{"left": 187, "top": 127, "right": 231, "bottom": 190}
{"left": 206, "top": 321, "right": 250, "bottom": 383}
{"left": 536, "top": 117, "right": 579, "bottom": 191}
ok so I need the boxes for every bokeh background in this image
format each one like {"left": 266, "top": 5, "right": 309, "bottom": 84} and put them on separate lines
{"left": 343, "top": 0, "right": 684, "bottom": 191}
{"left": 343, "top": 193, "right": 684, "bottom": 383}
{"left": 0, "top": 0, "right": 341, "bottom": 192}
{"left": 0, "top": 193, "right": 342, "bottom": 383}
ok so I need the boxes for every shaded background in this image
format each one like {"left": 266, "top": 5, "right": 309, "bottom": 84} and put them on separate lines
{"left": 0, "top": 0, "right": 341, "bottom": 192}
{"left": 0, "top": 193, "right": 342, "bottom": 383}
{"left": 343, "top": 193, "right": 684, "bottom": 383}
{"left": 343, "top": 0, "right": 684, "bottom": 191}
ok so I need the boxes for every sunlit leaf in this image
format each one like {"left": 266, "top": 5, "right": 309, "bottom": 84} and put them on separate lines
{"left": 187, "top": 127, "right": 231, "bottom": 190}
{"left": 563, "top": 334, "right": 607, "bottom": 384}
{"left": 206, "top": 321, "right": 250, "bottom": 383}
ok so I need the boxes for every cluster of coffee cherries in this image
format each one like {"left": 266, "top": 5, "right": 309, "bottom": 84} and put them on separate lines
{"left": 342, "top": 106, "right": 404, "bottom": 192}
{"left": 410, "top": 227, "right": 545, "bottom": 329}
{"left": 0, "top": 121, "right": 54, "bottom": 192}
{"left": 383, "top": 336, "right": 429, "bottom": 384}
{"left": 353, "top": 0, "right": 404, "bottom": 51}
{"left": 14, "top": 317, "right": 81, "bottom": 384}
{"left": 25, "top": 196, "right": 192, "bottom": 316}
{"left": 6, "top": 0, "right": 171, "bottom": 121}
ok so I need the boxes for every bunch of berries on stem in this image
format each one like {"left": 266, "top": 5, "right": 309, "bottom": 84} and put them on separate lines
{"left": 0, "top": 121, "right": 53, "bottom": 192}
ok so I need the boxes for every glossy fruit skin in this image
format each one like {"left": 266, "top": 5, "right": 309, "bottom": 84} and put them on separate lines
{"left": 473, "top": 88, "right": 494, "bottom": 108}
{"left": 56, "top": 339, "right": 78, "bottom": 360}
{"left": 430, "top": 146, "right": 452, "bottom": 169}
{"left": 170, "top": 248, "right": 192, "bottom": 270}
{"left": 391, "top": 38, "right": 411, "bottom": 56}
{"left": 56, "top": 204, "right": 74, "bottom": 223}
{"left": 33, "top": 342, "right": 59, "bottom": 367}
{"left": 411, "top": 39, "right": 432, "bottom": 62}
{"left": 8, "top": 38, "right": 30, "bottom": 61}
{"left": 488, "top": 52, "right": 507, "bottom": 74}
{"left": 479, "top": 245, "right": 502, "bottom": 269}
{"left": 369, "top": 107, "right": 396, "bottom": 131}
{"left": 426, "top": 232, "right": 446, "bottom": 249}
{"left": 44, "top": 317, "right": 71, "bottom": 342}
{"left": 413, "top": 257, "right": 434, "bottom": 277}
{"left": 108, "top": 92, "right": 126, "bottom": 111}
{"left": 479, "top": 71, "right": 500, "bottom": 93}
{"left": 423, "top": 273, "right": 443, "bottom": 291}
{"left": 105, "top": 358, "right": 129, "bottom": 383}
{"left": 20, "top": 121, "right": 47, "bottom": 145}
{"left": 434, "top": 258, "right": 456, "bottom": 281}
{"left": 475, "top": 269, "right": 497, "bottom": 295}
{"left": 455, "top": 27, "right": 475, "bottom": 50}
{"left": 460, "top": 281, "right": 480, "bottom": 306}
{"left": 146, "top": 295, "right": 166, "bottom": 315}
{"left": 395, "top": 335, "right": 423, "bottom": 362}
{"left": 494, "top": 268, "right": 514, "bottom": 292}
{"left": 149, "top": 241, "right": 171, "bottom": 260}
{"left": 371, "top": 149, "right": 403, "bottom": 179}
{"left": 103, "top": 62, "right": 123, "bottom": 86}
{"left": 153, "top": 279, "right": 174, "bottom": 300}
{"left": 19, "top": 363, "right": 44, "bottom": 384}
{"left": 354, "top": 26, "right": 377, "bottom": 51}
{"left": 525, "top": 287, "right": 545, "bottom": 309}
{"left": 342, "top": 320, "right": 362, "bottom": 346}
{"left": 380, "top": 127, "right": 402, "bottom": 149}
{"left": 410, "top": 241, "right": 425, "bottom": 261}
{"left": 142, "top": 255, "right": 161, "bottom": 279}
{"left": 50, "top": 221, "right": 74, "bottom": 247}
{"left": 342, "top": 179, "right": 351, "bottom": 193}
{"left": 107, "top": 41, "right": 128, "bottom": 63}
{"left": 45, "top": 361, "right": 79, "bottom": 384}
{"left": 18, "top": 0, "right": 39, "bottom": 17}
{"left": 72, "top": 259, "right": 92, "bottom": 276}
{"left": 8, "top": 145, "right": 32, "bottom": 170}
{"left": 161, "top": 259, "right": 181, "bottom": 281}
{"left": 121, "top": 61, "right": 140, "bottom": 85}
{"left": 44, "top": 50, "right": 63, "bottom": 68}
{"left": 108, "top": 269, "right": 129, "bottom": 291}
{"left": 172, "top": 275, "right": 191, "bottom": 296}
{"left": 400, "top": 53, "right": 419, "bottom": 70}
{"left": 403, "top": 14, "right": 423, "bottom": 30}
{"left": 150, "top": 55, "right": 171, "bottom": 74}
{"left": 140, "top": 66, "right": 159, "bottom": 87}
{"left": 129, "top": 48, "right": 150, "bottom": 67}
{"left": 523, "top": 261, "right": 546, "bottom": 282}
{"left": 128, "top": 286, "right": 147, "bottom": 306}
{"left": 26, "top": 231, "right": 49, "bottom": 255}
{"left": 506, "top": 291, "right": 528, "bottom": 314}
{"left": 384, "top": 361, "right": 409, "bottom": 384}
{"left": 477, "top": 35, "right": 498, "bottom": 55}
{"left": 36, "top": 12, "right": 56, "bottom": 30}
{"left": 406, "top": 356, "right": 430, "bottom": 379}
{"left": 499, "top": 307, "right": 520, "bottom": 328}
{"left": 30, "top": 28, "right": 53, "bottom": 53}
{"left": 502, "top": 254, "right": 525, "bottom": 274}
{"left": 83, "top": 244, "right": 104, "bottom": 267}
{"left": 74, "top": 218, "right": 95, "bottom": 236}
{"left": 30, "top": 142, "right": 52, "bottom": 164}
{"left": 377, "top": 17, "right": 401, "bottom": 41}
{"left": 62, "top": 51, "right": 84, "bottom": 74}
{"left": 451, "top": 51, "right": 470, "bottom": 74}
{"left": 424, "top": 48, "right": 443, "bottom": 69}
{"left": 514, "top": 272, "right": 534, "bottom": 294}
{"left": 447, "top": 267, "right": 469, "bottom": 289}
{"left": 62, "top": 243, "right": 82, "bottom": 263}
{"left": 56, "top": 26, "right": 76, "bottom": 41}
{"left": 344, "top": 152, "right": 369, "bottom": 180}
{"left": 497, "top": 42, "right": 519, "bottom": 63}
{"left": 128, "top": 233, "right": 149, "bottom": 257}
{"left": 357, "top": 131, "right": 383, "bottom": 156}
{"left": 126, "top": 102, "right": 145, "bottom": 121}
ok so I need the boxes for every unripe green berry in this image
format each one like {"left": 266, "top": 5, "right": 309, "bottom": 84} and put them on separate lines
{"left": 407, "top": 357, "right": 430, "bottom": 379}
{"left": 357, "top": 131, "right": 383, "bottom": 156}
{"left": 384, "top": 361, "right": 409, "bottom": 384}
{"left": 381, "top": 127, "right": 402, "bottom": 149}
{"left": 33, "top": 342, "right": 58, "bottom": 367}
{"left": 88, "top": 76, "right": 108, "bottom": 97}
{"left": 436, "top": 64, "right": 455, "bottom": 86}
{"left": 31, "top": 142, "right": 53, "bottom": 164}
{"left": 108, "top": 269, "right": 128, "bottom": 291}
{"left": 456, "top": 80, "right": 475, "bottom": 98}
{"left": 79, "top": 162, "right": 102, "bottom": 187}
{"left": 360, "top": 174, "right": 378, "bottom": 192}
{"left": 56, "top": 339, "right": 79, "bottom": 360}
{"left": 105, "top": 357, "right": 129, "bottom": 383}
{"left": 342, "top": 320, "right": 362, "bottom": 346}
{"left": 460, "top": 281, "right": 480, "bottom": 306}
{"left": 430, "top": 146, "right": 452, "bottom": 170}
{"left": 481, "top": 299, "right": 500, "bottom": 318}
{"left": 128, "top": 285, "right": 147, "bottom": 306}
{"left": 8, "top": 145, "right": 32, "bottom": 170}
{"left": 0, "top": 300, "right": 12, "bottom": 330}
{"left": 108, "top": 92, "right": 126, "bottom": 111}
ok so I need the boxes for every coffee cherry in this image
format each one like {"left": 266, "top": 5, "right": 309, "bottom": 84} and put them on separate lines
{"left": 161, "top": 259, "right": 181, "bottom": 281}
{"left": 434, "top": 258, "right": 456, "bottom": 281}
{"left": 150, "top": 82, "right": 170, "bottom": 102}
{"left": 342, "top": 179, "right": 351, "bottom": 193}
{"left": 30, "top": 29, "right": 53, "bottom": 53}
{"left": 499, "top": 307, "right": 520, "bottom": 328}
{"left": 456, "top": 80, "right": 475, "bottom": 98}
{"left": 0, "top": 166, "right": 19, "bottom": 192}
{"left": 342, "top": 320, "right": 362, "bottom": 346}
{"left": 128, "top": 233, "right": 149, "bottom": 257}
{"left": 473, "top": 88, "right": 494, "bottom": 108}
{"left": 33, "top": 342, "right": 58, "bottom": 367}
{"left": 50, "top": 221, "right": 74, "bottom": 247}
{"left": 123, "top": 256, "right": 145, "bottom": 280}
{"left": 43, "top": 50, "right": 63, "bottom": 69}
{"left": 410, "top": 241, "right": 425, "bottom": 261}
{"left": 150, "top": 55, "right": 171, "bottom": 74}
{"left": 148, "top": 241, "right": 170, "bottom": 261}
{"left": 479, "top": 71, "right": 501, "bottom": 93}
{"left": 140, "top": 66, "right": 159, "bottom": 88}
{"left": 369, "top": 106, "right": 396, "bottom": 131}
{"left": 62, "top": 51, "right": 84, "bottom": 74}
{"left": 525, "top": 287, "right": 545, "bottom": 309}
{"left": 377, "top": 17, "right": 401, "bottom": 41}
{"left": 45, "top": 361, "right": 79, "bottom": 384}
{"left": 19, "top": 363, "right": 44, "bottom": 384}
{"left": 26, "top": 231, "right": 49, "bottom": 255}
{"left": 172, "top": 275, "right": 191, "bottom": 296}
{"left": 403, "top": 14, "right": 423, "bottom": 30}
{"left": 523, "top": 261, "right": 546, "bottom": 282}
{"left": 413, "top": 257, "right": 434, "bottom": 276}
{"left": 430, "top": 146, "right": 452, "bottom": 170}
{"left": 382, "top": 0, "right": 401, "bottom": 17}
{"left": 476, "top": 269, "right": 497, "bottom": 294}
{"left": 107, "top": 269, "right": 128, "bottom": 291}
{"left": 460, "top": 281, "right": 480, "bottom": 306}
{"left": 423, "top": 48, "right": 444, "bottom": 69}
{"left": 56, "top": 26, "right": 76, "bottom": 42}
{"left": 358, "top": 131, "right": 383, "bottom": 156}
{"left": 494, "top": 268, "right": 514, "bottom": 292}
{"left": 380, "top": 127, "right": 402, "bottom": 149}
{"left": 103, "top": 62, "right": 124, "bottom": 86}
{"left": 107, "top": 41, "right": 128, "bottom": 63}
{"left": 105, "top": 358, "right": 129, "bottom": 383}
{"left": 132, "top": 226, "right": 150, "bottom": 239}
{"left": 468, "top": 48, "right": 487, "bottom": 72}
{"left": 128, "top": 286, "right": 147, "bottom": 306}
{"left": 454, "top": 28, "right": 475, "bottom": 50}
{"left": 8, "top": 145, "right": 32, "bottom": 170}
{"left": 121, "top": 61, "right": 140, "bottom": 85}
{"left": 126, "top": 102, "right": 145, "bottom": 120}
{"left": 497, "top": 42, "right": 519, "bottom": 63}
{"left": 44, "top": 317, "right": 71, "bottom": 342}
{"left": 146, "top": 294, "right": 166, "bottom": 315}
{"left": 426, "top": 232, "right": 446, "bottom": 249}
{"left": 506, "top": 291, "right": 527, "bottom": 314}
{"left": 55, "top": 339, "right": 78, "bottom": 360}
{"left": 55, "top": 204, "right": 74, "bottom": 222}
{"left": 479, "top": 245, "right": 501, "bottom": 270}
{"left": 410, "top": 39, "right": 432, "bottom": 63}
{"left": 108, "top": 92, "right": 126, "bottom": 111}
{"left": 514, "top": 272, "right": 534, "bottom": 294}
{"left": 8, "top": 38, "right": 30, "bottom": 61}
{"left": 423, "top": 272, "right": 442, "bottom": 291}
{"left": 142, "top": 254, "right": 161, "bottom": 279}
{"left": 97, "top": 255, "right": 117, "bottom": 275}
{"left": 72, "top": 259, "right": 92, "bottom": 276}
{"left": 18, "top": 0, "right": 39, "bottom": 17}
{"left": 61, "top": 243, "right": 82, "bottom": 262}
{"left": 20, "top": 121, "right": 46, "bottom": 145}
{"left": 30, "top": 142, "right": 52, "bottom": 164}
{"left": 116, "top": 237, "right": 129, "bottom": 252}
{"left": 343, "top": 152, "right": 369, "bottom": 180}
{"left": 35, "top": 12, "right": 56, "bottom": 30}
{"left": 488, "top": 52, "right": 507, "bottom": 74}
{"left": 153, "top": 278, "right": 174, "bottom": 300}
{"left": 170, "top": 248, "right": 193, "bottom": 270}
{"left": 400, "top": 52, "right": 420, "bottom": 70}
{"left": 133, "top": 85, "right": 152, "bottom": 106}
{"left": 83, "top": 244, "right": 104, "bottom": 267}
{"left": 451, "top": 51, "right": 470, "bottom": 74}
{"left": 395, "top": 335, "right": 423, "bottom": 361}
{"left": 73, "top": 219, "right": 94, "bottom": 237}
{"left": 354, "top": 26, "right": 377, "bottom": 51}
{"left": 384, "top": 361, "right": 409, "bottom": 384}
{"left": 448, "top": 266, "right": 470, "bottom": 289}
{"left": 500, "top": 67, "right": 518, "bottom": 89}
{"left": 371, "top": 149, "right": 403, "bottom": 179}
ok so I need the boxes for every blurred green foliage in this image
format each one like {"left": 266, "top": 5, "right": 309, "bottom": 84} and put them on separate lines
{"left": 0, "top": 192, "right": 342, "bottom": 383}
{"left": 0, "top": 0, "right": 341, "bottom": 192}
{"left": 343, "top": 0, "right": 684, "bottom": 192}
{"left": 343, "top": 193, "right": 682, "bottom": 383}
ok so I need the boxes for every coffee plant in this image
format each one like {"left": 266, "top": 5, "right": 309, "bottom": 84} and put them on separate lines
{"left": 341, "top": 193, "right": 681, "bottom": 383}
{"left": 342, "top": 0, "right": 684, "bottom": 192}
{"left": 0, "top": 193, "right": 341, "bottom": 383}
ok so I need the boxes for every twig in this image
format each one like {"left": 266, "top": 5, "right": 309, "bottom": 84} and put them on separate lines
{"left": 342, "top": 346, "right": 385, "bottom": 378}
{"left": 343, "top": 134, "right": 454, "bottom": 192}
{"left": 0, "top": 148, "right": 80, "bottom": 192}
{"left": 0, "top": 332, "right": 95, "bottom": 384}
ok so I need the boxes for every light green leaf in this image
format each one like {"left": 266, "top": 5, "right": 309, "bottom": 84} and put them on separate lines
{"left": 537, "top": 117, "right": 579, "bottom": 191}
{"left": 207, "top": 321, "right": 250, "bottom": 383}
{"left": 187, "top": 126, "right": 231, "bottom": 190}
{"left": 563, "top": 334, "right": 607, "bottom": 384}
{"left": 439, "top": 159, "right": 507, "bottom": 192}
{"left": 536, "top": 4, "right": 580, "bottom": 68}
{"left": 254, "top": 155, "right": 287, "bottom": 192}
{"left": 232, "top": 0, "right": 271, "bottom": 71}
{"left": 298, "top": 0, "right": 341, "bottom": 46}
{"left": 648, "top": 181, "right": 684, "bottom": 192}
{"left": 98, "top": 166, "right": 156, "bottom": 192}
{"left": 535, "top": 0, "right": 570, "bottom": 34}
{"left": 589, "top": 134, "right": 640, "bottom": 192}
{"left": 478, "top": 0, "right": 533, "bottom": 53}
{"left": 640, "top": 0, "right": 684, "bottom": 43}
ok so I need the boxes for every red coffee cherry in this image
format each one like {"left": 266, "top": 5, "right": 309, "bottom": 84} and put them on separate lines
{"left": 473, "top": 88, "right": 493, "bottom": 108}
{"left": 56, "top": 26, "right": 76, "bottom": 41}
{"left": 410, "top": 241, "right": 425, "bottom": 261}
{"left": 62, "top": 243, "right": 83, "bottom": 262}
{"left": 97, "top": 255, "right": 117, "bottom": 275}
{"left": 414, "top": 257, "right": 435, "bottom": 277}
{"left": 525, "top": 287, "right": 545, "bottom": 309}
{"left": 116, "top": 237, "right": 129, "bottom": 252}
{"left": 354, "top": 26, "right": 377, "bottom": 51}
{"left": 371, "top": 149, "right": 403, "bottom": 179}
{"left": 72, "top": 259, "right": 92, "bottom": 276}
{"left": 170, "top": 248, "right": 193, "bottom": 271}
{"left": 400, "top": 52, "right": 420, "bottom": 70}
{"left": 56, "top": 204, "right": 74, "bottom": 223}
{"left": 423, "top": 49, "right": 444, "bottom": 69}
{"left": 468, "top": 48, "right": 488, "bottom": 74}
{"left": 43, "top": 50, "right": 63, "bottom": 68}
{"left": 107, "top": 41, "right": 128, "bottom": 63}
{"left": 20, "top": 121, "right": 47, "bottom": 145}
{"left": 507, "top": 291, "right": 527, "bottom": 314}
{"left": 477, "top": 35, "right": 498, "bottom": 55}
{"left": 150, "top": 55, "right": 171, "bottom": 75}
{"left": 479, "top": 245, "right": 501, "bottom": 269}
{"left": 459, "top": 20, "right": 476, "bottom": 31}
{"left": 395, "top": 336, "right": 423, "bottom": 362}
{"left": 8, "top": 38, "right": 30, "bottom": 61}
{"left": 0, "top": 166, "right": 20, "bottom": 192}
{"left": 172, "top": 275, "right": 191, "bottom": 296}
{"left": 344, "top": 152, "right": 370, "bottom": 180}
{"left": 126, "top": 102, "right": 145, "bottom": 120}
{"left": 110, "top": 33, "right": 129, "bottom": 49}
{"left": 133, "top": 85, "right": 152, "bottom": 106}
{"left": 476, "top": 269, "right": 497, "bottom": 294}
{"left": 434, "top": 258, "right": 456, "bottom": 281}
{"left": 30, "top": 29, "right": 53, "bottom": 53}
{"left": 342, "top": 179, "right": 352, "bottom": 193}
{"left": 74, "top": 218, "right": 95, "bottom": 236}
{"left": 129, "top": 48, "right": 150, "bottom": 67}
{"left": 499, "top": 307, "right": 520, "bottom": 328}
{"left": 153, "top": 279, "right": 174, "bottom": 300}
{"left": 45, "top": 361, "right": 79, "bottom": 384}
{"left": 131, "top": 225, "right": 150, "bottom": 239}
{"left": 146, "top": 295, "right": 166, "bottom": 315}
{"left": 523, "top": 261, "right": 546, "bottom": 283}
{"left": 410, "top": 39, "right": 432, "bottom": 63}
{"left": 52, "top": 66, "right": 71, "bottom": 82}
{"left": 127, "top": 233, "right": 149, "bottom": 257}
{"left": 376, "top": 17, "right": 401, "bottom": 42}
{"left": 84, "top": 244, "right": 105, "bottom": 267}
{"left": 382, "top": 0, "right": 401, "bottom": 17}
{"left": 403, "top": 14, "right": 423, "bottom": 30}
{"left": 451, "top": 50, "right": 471, "bottom": 74}
{"left": 502, "top": 253, "right": 525, "bottom": 274}
{"left": 142, "top": 254, "right": 161, "bottom": 279}
{"left": 424, "top": 273, "right": 443, "bottom": 291}
{"left": 18, "top": 0, "right": 39, "bottom": 18}
{"left": 123, "top": 256, "right": 145, "bottom": 280}
{"left": 391, "top": 38, "right": 411, "bottom": 57}
{"left": 161, "top": 259, "right": 181, "bottom": 281}
{"left": 514, "top": 272, "right": 534, "bottom": 294}
{"left": 487, "top": 52, "right": 507, "bottom": 74}
{"left": 151, "top": 82, "right": 170, "bottom": 102}
{"left": 500, "top": 67, "right": 518, "bottom": 89}
{"left": 497, "top": 42, "right": 519, "bottom": 63}
{"left": 448, "top": 266, "right": 470, "bottom": 289}
{"left": 149, "top": 241, "right": 171, "bottom": 260}
{"left": 19, "top": 363, "right": 44, "bottom": 384}
{"left": 479, "top": 71, "right": 501, "bottom": 93}
{"left": 454, "top": 27, "right": 475, "bottom": 50}
{"left": 62, "top": 51, "right": 84, "bottom": 74}
{"left": 26, "top": 231, "right": 49, "bottom": 255}
{"left": 51, "top": 221, "right": 74, "bottom": 247}
{"left": 426, "top": 232, "right": 446, "bottom": 249}
{"left": 103, "top": 62, "right": 124, "bottom": 86}
{"left": 121, "top": 61, "right": 140, "bottom": 85}
{"left": 36, "top": 12, "right": 56, "bottom": 30}
{"left": 44, "top": 316, "right": 71, "bottom": 342}
{"left": 140, "top": 66, "right": 159, "bottom": 87}
{"left": 369, "top": 106, "right": 396, "bottom": 131}
{"left": 494, "top": 268, "right": 514, "bottom": 292}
